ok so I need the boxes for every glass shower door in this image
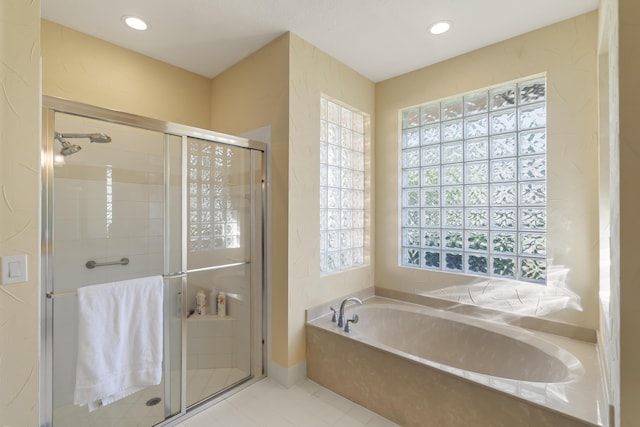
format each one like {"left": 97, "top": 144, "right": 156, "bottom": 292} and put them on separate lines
{"left": 184, "top": 137, "right": 262, "bottom": 407}
{"left": 46, "top": 112, "right": 182, "bottom": 426}
{"left": 43, "top": 97, "right": 266, "bottom": 427}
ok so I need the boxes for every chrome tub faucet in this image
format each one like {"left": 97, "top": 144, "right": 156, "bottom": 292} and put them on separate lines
{"left": 335, "top": 296, "right": 362, "bottom": 331}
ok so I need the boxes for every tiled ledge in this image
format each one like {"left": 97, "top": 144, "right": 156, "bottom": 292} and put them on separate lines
{"left": 306, "top": 286, "right": 596, "bottom": 343}
{"left": 306, "top": 287, "right": 375, "bottom": 322}
{"left": 187, "top": 314, "right": 236, "bottom": 321}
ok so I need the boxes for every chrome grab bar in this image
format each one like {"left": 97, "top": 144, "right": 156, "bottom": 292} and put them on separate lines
{"left": 86, "top": 257, "right": 130, "bottom": 269}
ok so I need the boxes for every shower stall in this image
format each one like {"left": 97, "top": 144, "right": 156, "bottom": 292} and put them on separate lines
{"left": 40, "top": 96, "right": 266, "bottom": 426}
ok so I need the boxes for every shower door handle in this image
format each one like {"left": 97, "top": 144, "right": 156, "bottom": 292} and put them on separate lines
{"left": 163, "top": 272, "right": 188, "bottom": 279}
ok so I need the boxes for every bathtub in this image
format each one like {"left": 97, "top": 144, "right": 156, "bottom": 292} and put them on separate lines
{"left": 306, "top": 297, "right": 606, "bottom": 427}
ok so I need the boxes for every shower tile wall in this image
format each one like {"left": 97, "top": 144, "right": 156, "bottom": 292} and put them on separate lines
{"left": 52, "top": 161, "right": 164, "bottom": 406}
{"left": 187, "top": 317, "right": 235, "bottom": 369}
{"left": 185, "top": 264, "right": 252, "bottom": 380}
{"left": 54, "top": 177, "right": 164, "bottom": 281}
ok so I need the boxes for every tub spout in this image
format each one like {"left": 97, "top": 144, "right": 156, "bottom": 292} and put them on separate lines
{"left": 338, "top": 297, "right": 363, "bottom": 328}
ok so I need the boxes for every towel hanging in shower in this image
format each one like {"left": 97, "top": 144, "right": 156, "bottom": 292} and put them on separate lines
{"left": 73, "top": 275, "right": 164, "bottom": 411}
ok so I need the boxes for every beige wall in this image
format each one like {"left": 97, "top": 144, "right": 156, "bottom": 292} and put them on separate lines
{"left": 375, "top": 13, "right": 599, "bottom": 330}
{"left": 288, "top": 34, "right": 375, "bottom": 365}
{"left": 210, "top": 33, "right": 375, "bottom": 369}
{"left": 0, "top": 1, "right": 41, "bottom": 426}
{"left": 41, "top": 20, "right": 212, "bottom": 128}
{"left": 209, "top": 34, "right": 291, "bottom": 367}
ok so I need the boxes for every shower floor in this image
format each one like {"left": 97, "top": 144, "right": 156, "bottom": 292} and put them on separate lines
{"left": 53, "top": 368, "right": 248, "bottom": 427}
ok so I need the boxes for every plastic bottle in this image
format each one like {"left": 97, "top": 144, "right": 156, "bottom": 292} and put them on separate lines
{"left": 209, "top": 288, "right": 217, "bottom": 315}
{"left": 217, "top": 292, "right": 226, "bottom": 318}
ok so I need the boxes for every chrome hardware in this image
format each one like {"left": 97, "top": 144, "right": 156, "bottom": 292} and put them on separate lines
{"left": 47, "top": 273, "right": 185, "bottom": 299}
{"left": 46, "top": 290, "right": 77, "bottom": 299}
{"left": 337, "top": 296, "right": 363, "bottom": 328}
{"left": 344, "top": 314, "right": 359, "bottom": 333}
{"left": 48, "top": 262, "right": 246, "bottom": 299}
{"left": 330, "top": 306, "right": 338, "bottom": 323}
{"left": 86, "top": 257, "right": 129, "bottom": 269}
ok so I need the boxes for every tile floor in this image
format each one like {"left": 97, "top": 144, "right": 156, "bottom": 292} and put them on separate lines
{"left": 177, "top": 377, "right": 399, "bottom": 427}
{"left": 187, "top": 367, "right": 247, "bottom": 406}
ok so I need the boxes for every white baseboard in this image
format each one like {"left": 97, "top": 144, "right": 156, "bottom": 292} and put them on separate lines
{"left": 268, "top": 359, "right": 307, "bottom": 388}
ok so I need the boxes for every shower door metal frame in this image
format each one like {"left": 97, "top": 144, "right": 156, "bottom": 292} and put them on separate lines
{"left": 40, "top": 95, "right": 268, "bottom": 427}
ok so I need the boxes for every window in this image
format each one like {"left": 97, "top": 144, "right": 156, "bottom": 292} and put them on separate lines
{"left": 188, "top": 139, "right": 240, "bottom": 251}
{"left": 106, "top": 166, "right": 113, "bottom": 235}
{"left": 400, "top": 77, "right": 547, "bottom": 283}
{"left": 320, "top": 97, "right": 366, "bottom": 274}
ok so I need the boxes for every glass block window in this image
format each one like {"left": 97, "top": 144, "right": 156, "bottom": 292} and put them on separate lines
{"left": 320, "top": 96, "right": 366, "bottom": 274}
{"left": 400, "top": 77, "right": 547, "bottom": 283}
{"left": 188, "top": 139, "right": 240, "bottom": 251}
{"left": 106, "top": 166, "right": 113, "bottom": 235}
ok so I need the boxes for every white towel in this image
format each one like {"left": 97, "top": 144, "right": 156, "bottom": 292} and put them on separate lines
{"left": 73, "top": 275, "right": 164, "bottom": 411}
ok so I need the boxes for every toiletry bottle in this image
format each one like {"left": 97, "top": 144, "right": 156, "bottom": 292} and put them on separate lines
{"left": 195, "top": 289, "right": 206, "bottom": 315}
{"left": 209, "top": 288, "right": 217, "bottom": 315}
{"left": 217, "top": 292, "right": 226, "bottom": 318}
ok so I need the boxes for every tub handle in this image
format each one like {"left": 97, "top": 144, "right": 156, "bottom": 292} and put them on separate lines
{"left": 344, "top": 314, "right": 359, "bottom": 333}
{"left": 330, "top": 307, "right": 338, "bottom": 323}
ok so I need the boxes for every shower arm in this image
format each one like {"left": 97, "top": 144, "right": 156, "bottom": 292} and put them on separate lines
{"left": 56, "top": 132, "right": 93, "bottom": 139}
{"left": 54, "top": 132, "right": 111, "bottom": 143}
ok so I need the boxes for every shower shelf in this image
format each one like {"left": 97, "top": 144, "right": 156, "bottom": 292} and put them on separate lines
{"left": 187, "top": 314, "right": 235, "bottom": 321}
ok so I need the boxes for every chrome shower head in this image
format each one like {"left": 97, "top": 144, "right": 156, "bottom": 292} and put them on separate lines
{"left": 54, "top": 131, "right": 111, "bottom": 156}
{"left": 59, "top": 139, "right": 82, "bottom": 156}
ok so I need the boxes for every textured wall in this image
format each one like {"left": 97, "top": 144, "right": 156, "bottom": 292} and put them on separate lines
{"left": 209, "top": 34, "right": 291, "bottom": 368}
{"left": 41, "top": 20, "right": 212, "bottom": 129}
{"left": 210, "top": 33, "right": 375, "bottom": 370}
{"left": 375, "top": 13, "right": 599, "bottom": 330}
{"left": 0, "top": 1, "right": 41, "bottom": 425}
{"left": 288, "top": 33, "right": 375, "bottom": 365}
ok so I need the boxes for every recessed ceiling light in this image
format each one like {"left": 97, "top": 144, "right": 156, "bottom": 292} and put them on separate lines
{"left": 429, "top": 21, "right": 451, "bottom": 35}
{"left": 123, "top": 16, "right": 149, "bottom": 31}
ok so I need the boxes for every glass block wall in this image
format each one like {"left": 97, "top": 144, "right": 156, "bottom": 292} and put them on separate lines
{"left": 320, "top": 97, "right": 366, "bottom": 274}
{"left": 188, "top": 139, "right": 240, "bottom": 251}
{"left": 400, "top": 77, "right": 547, "bottom": 283}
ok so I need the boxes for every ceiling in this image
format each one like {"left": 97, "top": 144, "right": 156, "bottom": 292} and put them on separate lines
{"left": 41, "top": 0, "right": 599, "bottom": 83}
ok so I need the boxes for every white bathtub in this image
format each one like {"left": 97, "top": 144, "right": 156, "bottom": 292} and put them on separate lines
{"left": 306, "top": 297, "right": 606, "bottom": 427}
